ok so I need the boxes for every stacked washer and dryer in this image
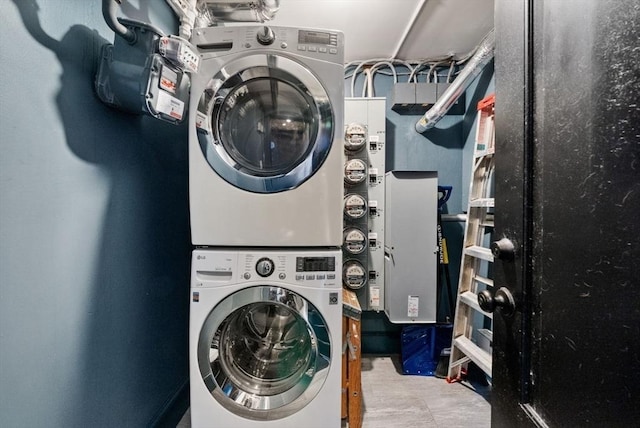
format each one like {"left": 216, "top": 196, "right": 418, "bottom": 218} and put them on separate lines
{"left": 187, "top": 25, "right": 345, "bottom": 427}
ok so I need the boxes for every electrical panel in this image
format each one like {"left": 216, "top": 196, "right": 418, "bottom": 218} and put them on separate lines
{"left": 384, "top": 171, "right": 438, "bottom": 323}
{"left": 343, "top": 98, "right": 386, "bottom": 311}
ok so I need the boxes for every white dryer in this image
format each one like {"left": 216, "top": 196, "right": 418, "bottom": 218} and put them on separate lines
{"left": 189, "top": 26, "right": 344, "bottom": 247}
{"left": 189, "top": 248, "right": 342, "bottom": 428}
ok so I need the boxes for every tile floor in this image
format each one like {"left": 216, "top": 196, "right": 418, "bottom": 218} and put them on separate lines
{"left": 177, "top": 354, "right": 491, "bottom": 428}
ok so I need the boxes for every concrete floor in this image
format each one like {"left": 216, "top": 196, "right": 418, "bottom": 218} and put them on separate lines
{"left": 178, "top": 355, "right": 491, "bottom": 428}
{"left": 357, "top": 355, "right": 490, "bottom": 428}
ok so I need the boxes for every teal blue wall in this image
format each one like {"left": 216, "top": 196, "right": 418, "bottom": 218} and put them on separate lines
{"left": 0, "top": 1, "right": 191, "bottom": 426}
{"left": 347, "top": 62, "right": 495, "bottom": 353}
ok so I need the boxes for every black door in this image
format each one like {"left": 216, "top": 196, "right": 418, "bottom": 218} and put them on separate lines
{"left": 492, "top": 0, "right": 640, "bottom": 426}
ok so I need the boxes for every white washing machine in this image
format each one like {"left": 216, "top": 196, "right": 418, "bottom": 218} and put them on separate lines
{"left": 189, "top": 26, "right": 344, "bottom": 247}
{"left": 189, "top": 248, "right": 342, "bottom": 428}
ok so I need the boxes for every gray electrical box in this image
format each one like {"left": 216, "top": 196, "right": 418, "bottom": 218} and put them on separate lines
{"left": 391, "top": 83, "right": 437, "bottom": 114}
{"left": 344, "top": 97, "right": 386, "bottom": 312}
{"left": 384, "top": 171, "right": 438, "bottom": 323}
{"left": 391, "top": 82, "right": 465, "bottom": 115}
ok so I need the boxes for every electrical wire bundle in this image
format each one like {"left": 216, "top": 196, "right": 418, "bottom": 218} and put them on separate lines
{"left": 344, "top": 40, "right": 483, "bottom": 98}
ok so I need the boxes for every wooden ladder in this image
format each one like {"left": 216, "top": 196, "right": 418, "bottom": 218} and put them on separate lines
{"left": 448, "top": 94, "right": 496, "bottom": 380}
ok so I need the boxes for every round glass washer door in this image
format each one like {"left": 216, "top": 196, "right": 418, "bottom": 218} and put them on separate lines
{"left": 198, "top": 286, "right": 332, "bottom": 421}
{"left": 195, "top": 54, "right": 334, "bottom": 193}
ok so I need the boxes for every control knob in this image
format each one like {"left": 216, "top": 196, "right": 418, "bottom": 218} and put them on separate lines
{"left": 256, "top": 257, "right": 275, "bottom": 277}
{"left": 257, "top": 26, "right": 275, "bottom": 45}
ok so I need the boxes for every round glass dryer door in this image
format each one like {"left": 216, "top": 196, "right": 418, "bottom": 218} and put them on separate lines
{"left": 195, "top": 54, "right": 334, "bottom": 193}
{"left": 198, "top": 286, "right": 332, "bottom": 420}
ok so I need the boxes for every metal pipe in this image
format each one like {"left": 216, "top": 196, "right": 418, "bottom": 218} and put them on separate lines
{"left": 197, "top": 0, "right": 280, "bottom": 23}
{"left": 102, "top": 0, "right": 136, "bottom": 43}
{"left": 441, "top": 213, "right": 467, "bottom": 222}
{"left": 415, "top": 28, "right": 495, "bottom": 133}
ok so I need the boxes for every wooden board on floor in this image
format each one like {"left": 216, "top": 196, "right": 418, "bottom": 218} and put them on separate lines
{"left": 342, "top": 289, "right": 362, "bottom": 428}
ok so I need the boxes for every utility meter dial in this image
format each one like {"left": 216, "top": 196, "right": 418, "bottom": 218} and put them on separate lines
{"left": 344, "top": 158, "right": 367, "bottom": 185}
{"left": 343, "top": 227, "right": 367, "bottom": 254}
{"left": 344, "top": 194, "right": 367, "bottom": 219}
{"left": 344, "top": 123, "right": 367, "bottom": 152}
{"left": 342, "top": 260, "right": 367, "bottom": 290}
{"left": 255, "top": 257, "right": 275, "bottom": 277}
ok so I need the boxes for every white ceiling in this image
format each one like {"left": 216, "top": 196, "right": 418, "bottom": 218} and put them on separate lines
{"left": 267, "top": 0, "right": 495, "bottom": 63}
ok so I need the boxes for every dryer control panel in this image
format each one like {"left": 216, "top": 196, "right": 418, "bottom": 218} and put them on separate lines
{"left": 191, "top": 25, "right": 344, "bottom": 63}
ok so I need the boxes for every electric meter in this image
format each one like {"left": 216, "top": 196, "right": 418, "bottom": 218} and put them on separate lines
{"left": 344, "top": 123, "right": 367, "bottom": 152}
{"left": 342, "top": 260, "right": 367, "bottom": 290}
{"left": 344, "top": 158, "right": 367, "bottom": 185}
{"left": 343, "top": 227, "right": 367, "bottom": 254}
{"left": 344, "top": 194, "right": 367, "bottom": 219}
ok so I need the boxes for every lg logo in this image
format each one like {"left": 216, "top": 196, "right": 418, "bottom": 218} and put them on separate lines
{"left": 196, "top": 255, "right": 206, "bottom": 260}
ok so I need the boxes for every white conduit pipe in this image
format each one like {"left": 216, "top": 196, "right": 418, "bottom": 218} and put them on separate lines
{"left": 415, "top": 28, "right": 495, "bottom": 133}
{"left": 391, "top": 0, "right": 428, "bottom": 59}
{"left": 164, "top": 0, "right": 198, "bottom": 39}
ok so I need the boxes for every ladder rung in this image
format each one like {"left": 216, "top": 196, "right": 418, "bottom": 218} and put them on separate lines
{"left": 474, "top": 274, "right": 494, "bottom": 287}
{"left": 459, "top": 291, "right": 493, "bottom": 319}
{"left": 480, "top": 213, "right": 494, "bottom": 228}
{"left": 464, "top": 245, "right": 494, "bottom": 262}
{"left": 448, "top": 355, "right": 471, "bottom": 369}
{"left": 481, "top": 218, "right": 494, "bottom": 228}
{"left": 469, "top": 198, "right": 494, "bottom": 208}
{"left": 475, "top": 149, "right": 495, "bottom": 158}
{"left": 453, "top": 336, "right": 492, "bottom": 376}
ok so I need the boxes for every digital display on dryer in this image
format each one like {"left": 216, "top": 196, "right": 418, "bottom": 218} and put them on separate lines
{"left": 296, "top": 257, "right": 336, "bottom": 272}
{"left": 298, "top": 30, "right": 337, "bottom": 46}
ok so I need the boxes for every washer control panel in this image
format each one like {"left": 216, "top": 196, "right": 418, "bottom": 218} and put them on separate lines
{"left": 191, "top": 250, "right": 341, "bottom": 289}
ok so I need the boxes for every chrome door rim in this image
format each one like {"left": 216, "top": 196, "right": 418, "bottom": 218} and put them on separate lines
{"left": 197, "top": 285, "right": 332, "bottom": 420}
{"left": 195, "top": 54, "right": 334, "bottom": 193}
